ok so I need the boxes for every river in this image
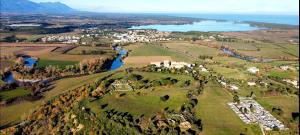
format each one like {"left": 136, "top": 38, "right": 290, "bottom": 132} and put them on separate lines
{"left": 222, "top": 48, "right": 274, "bottom": 62}
{"left": 3, "top": 57, "right": 37, "bottom": 84}
{"left": 110, "top": 47, "right": 128, "bottom": 70}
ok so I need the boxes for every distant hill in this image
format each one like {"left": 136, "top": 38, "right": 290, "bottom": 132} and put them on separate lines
{"left": 0, "top": 0, "right": 75, "bottom": 13}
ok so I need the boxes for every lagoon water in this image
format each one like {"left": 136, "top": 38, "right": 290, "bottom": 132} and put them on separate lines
{"left": 130, "top": 20, "right": 260, "bottom": 32}
{"left": 169, "top": 14, "right": 299, "bottom": 26}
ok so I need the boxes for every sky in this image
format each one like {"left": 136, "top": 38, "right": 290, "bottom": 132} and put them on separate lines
{"left": 31, "top": 0, "right": 299, "bottom": 15}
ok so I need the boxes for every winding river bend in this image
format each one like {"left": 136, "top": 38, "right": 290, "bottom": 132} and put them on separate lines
{"left": 3, "top": 57, "right": 37, "bottom": 84}
{"left": 3, "top": 48, "right": 127, "bottom": 84}
{"left": 221, "top": 48, "right": 274, "bottom": 62}
{"left": 110, "top": 47, "right": 128, "bottom": 70}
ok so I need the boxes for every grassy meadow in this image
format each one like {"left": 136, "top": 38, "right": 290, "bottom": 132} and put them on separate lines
{"left": 37, "top": 59, "right": 78, "bottom": 69}
{"left": 0, "top": 87, "right": 30, "bottom": 101}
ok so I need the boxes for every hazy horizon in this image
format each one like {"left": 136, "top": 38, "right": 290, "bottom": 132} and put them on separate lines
{"left": 30, "top": 0, "right": 299, "bottom": 15}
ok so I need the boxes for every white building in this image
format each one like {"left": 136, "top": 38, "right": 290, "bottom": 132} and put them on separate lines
{"left": 280, "top": 65, "right": 296, "bottom": 71}
{"left": 150, "top": 62, "right": 162, "bottom": 67}
{"left": 283, "top": 79, "right": 299, "bottom": 89}
{"left": 247, "top": 67, "right": 259, "bottom": 74}
{"left": 247, "top": 82, "right": 256, "bottom": 86}
{"left": 150, "top": 60, "right": 192, "bottom": 69}
{"left": 229, "top": 85, "right": 239, "bottom": 91}
{"left": 199, "top": 65, "right": 209, "bottom": 72}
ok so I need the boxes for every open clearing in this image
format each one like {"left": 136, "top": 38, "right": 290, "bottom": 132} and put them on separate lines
{"left": 222, "top": 42, "right": 299, "bottom": 59}
{"left": 207, "top": 65, "right": 253, "bottom": 80}
{"left": 37, "top": 59, "right": 78, "bottom": 69}
{"left": 38, "top": 52, "right": 114, "bottom": 62}
{"left": 162, "top": 41, "right": 221, "bottom": 57}
{"left": 90, "top": 87, "right": 188, "bottom": 117}
{"left": 126, "top": 43, "right": 192, "bottom": 62}
{"left": 67, "top": 46, "right": 114, "bottom": 55}
{"left": 87, "top": 71, "right": 195, "bottom": 117}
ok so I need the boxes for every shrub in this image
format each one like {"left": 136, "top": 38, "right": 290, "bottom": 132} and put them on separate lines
{"left": 160, "top": 95, "right": 170, "bottom": 101}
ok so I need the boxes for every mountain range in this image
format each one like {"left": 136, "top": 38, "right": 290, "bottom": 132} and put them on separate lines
{"left": 0, "top": 0, "right": 75, "bottom": 13}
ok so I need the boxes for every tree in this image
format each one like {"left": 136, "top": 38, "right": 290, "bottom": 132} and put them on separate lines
{"left": 81, "top": 50, "right": 87, "bottom": 55}
{"left": 250, "top": 104, "right": 255, "bottom": 113}
{"left": 250, "top": 91, "right": 254, "bottom": 97}
{"left": 233, "top": 94, "right": 240, "bottom": 104}
{"left": 244, "top": 108, "right": 248, "bottom": 114}
{"left": 192, "top": 37, "right": 198, "bottom": 42}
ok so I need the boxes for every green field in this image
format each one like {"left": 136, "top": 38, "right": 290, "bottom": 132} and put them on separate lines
{"left": 208, "top": 65, "right": 253, "bottom": 80}
{"left": 0, "top": 87, "right": 30, "bottom": 101}
{"left": 38, "top": 52, "right": 113, "bottom": 62}
{"left": 238, "top": 43, "right": 299, "bottom": 59}
{"left": 223, "top": 41, "right": 258, "bottom": 51}
{"left": 195, "top": 82, "right": 262, "bottom": 135}
{"left": 67, "top": 46, "right": 114, "bottom": 55}
{"left": 126, "top": 43, "right": 192, "bottom": 62}
{"left": 163, "top": 41, "right": 221, "bottom": 57}
{"left": 37, "top": 59, "right": 78, "bottom": 69}
{"left": 85, "top": 71, "right": 195, "bottom": 117}
{"left": 221, "top": 41, "right": 299, "bottom": 59}
{"left": 267, "top": 70, "right": 299, "bottom": 79}
{"left": 89, "top": 87, "right": 189, "bottom": 117}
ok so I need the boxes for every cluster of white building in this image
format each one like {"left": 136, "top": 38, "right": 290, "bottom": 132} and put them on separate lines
{"left": 41, "top": 35, "right": 80, "bottom": 44}
{"left": 151, "top": 60, "right": 192, "bottom": 69}
{"left": 283, "top": 79, "right": 299, "bottom": 89}
{"left": 113, "top": 30, "right": 170, "bottom": 43}
{"left": 280, "top": 65, "right": 297, "bottom": 71}
{"left": 228, "top": 98, "right": 285, "bottom": 131}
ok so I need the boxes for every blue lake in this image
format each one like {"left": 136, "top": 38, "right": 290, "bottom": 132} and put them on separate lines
{"left": 130, "top": 20, "right": 261, "bottom": 32}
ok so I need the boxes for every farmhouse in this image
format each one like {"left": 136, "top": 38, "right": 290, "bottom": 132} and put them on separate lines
{"left": 247, "top": 82, "right": 256, "bottom": 86}
{"left": 229, "top": 85, "right": 239, "bottom": 91}
{"left": 199, "top": 65, "right": 209, "bottom": 72}
{"left": 247, "top": 67, "right": 259, "bottom": 74}
{"left": 151, "top": 60, "right": 192, "bottom": 69}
